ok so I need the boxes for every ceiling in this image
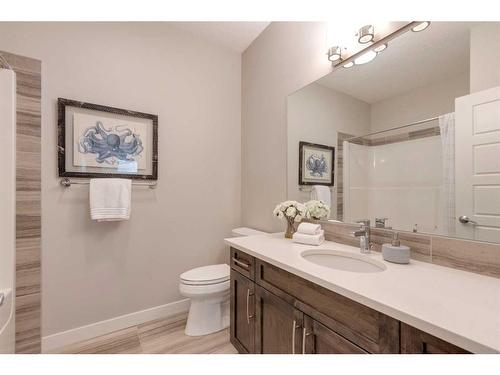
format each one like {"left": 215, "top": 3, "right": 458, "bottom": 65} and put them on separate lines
{"left": 170, "top": 22, "right": 270, "bottom": 53}
{"left": 317, "top": 22, "right": 475, "bottom": 103}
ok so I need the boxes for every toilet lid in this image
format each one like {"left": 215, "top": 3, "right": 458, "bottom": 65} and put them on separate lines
{"left": 180, "top": 264, "right": 230, "bottom": 285}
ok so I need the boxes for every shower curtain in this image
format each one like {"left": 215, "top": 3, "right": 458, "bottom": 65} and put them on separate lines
{"left": 439, "top": 113, "right": 455, "bottom": 235}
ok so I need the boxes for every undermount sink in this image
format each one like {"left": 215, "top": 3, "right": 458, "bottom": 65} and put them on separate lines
{"left": 301, "top": 249, "right": 386, "bottom": 273}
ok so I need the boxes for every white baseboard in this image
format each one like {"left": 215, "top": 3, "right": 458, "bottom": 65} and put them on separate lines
{"left": 41, "top": 298, "right": 190, "bottom": 353}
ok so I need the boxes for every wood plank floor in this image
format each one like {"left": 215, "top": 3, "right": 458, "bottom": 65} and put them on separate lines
{"left": 49, "top": 313, "right": 237, "bottom": 354}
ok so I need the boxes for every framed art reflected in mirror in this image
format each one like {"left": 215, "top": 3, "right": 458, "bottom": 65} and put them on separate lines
{"left": 298, "top": 141, "right": 335, "bottom": 186}
{"left": 58, "top": 98, "right": 158, "bottom": 180}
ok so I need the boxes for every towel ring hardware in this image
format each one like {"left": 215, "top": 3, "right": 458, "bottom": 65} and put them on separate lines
{"left": 60, "top": 177, "right": 157, "bottom": 189}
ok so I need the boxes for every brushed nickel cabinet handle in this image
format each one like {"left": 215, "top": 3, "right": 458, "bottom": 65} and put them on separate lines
{"left": 292, "top": 319, "right": 302, "bottom": 354}
{"left": 246, "top": 289, "right": 254, "bottom": 324}
{"left": 302, "top": 327, "right": 312, "bottom": 354}
{"left": 232, "top": 257, "right": 250, "bottom": 270}
{"left": 0, "top": 293, "right": 4, "bottom": 307}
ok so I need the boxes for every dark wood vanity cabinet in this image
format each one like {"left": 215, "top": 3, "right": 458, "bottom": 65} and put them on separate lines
{"left": 230, "top": 247, "right": 255, "bottom": 279}
{"left": 400, "top": 323, "right": 469, "bottom": 354}
{"left": 302, "top": 316, "right": 368, "bottom": 354}
{"left": 229, "top": 247, "right": 469, "bottom": 354}
{"left": 254, "top": 258, "right": 400, "bottom": 353}
{"left": 230, "top": 269, "right": 255, "bottom": 353}
{"left": 254, "top": 285, "right": 304, "bottom": 354}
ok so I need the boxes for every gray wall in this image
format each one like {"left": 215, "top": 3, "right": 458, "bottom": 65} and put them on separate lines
{"left": 470, "top": 23, "right": 500, "bottom": 93}
{"left": 0, "top": 22, "right": 242, "bottom": 336}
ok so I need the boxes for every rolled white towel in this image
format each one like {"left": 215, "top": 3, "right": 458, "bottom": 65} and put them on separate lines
{"left": 297, "top": 222, "right": 322, "bottom": 235}
{"left": 292, "top": 231, "right": 325, "bottom": 246}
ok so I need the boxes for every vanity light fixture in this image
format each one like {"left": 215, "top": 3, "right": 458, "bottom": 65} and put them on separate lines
{"left": 327, "top": 46, "right": 343, "bottom": 62}
{"left": 412, "top": 21, "right": 430, "bottom": 32}
{"left": 373, "top": 43, "right": 387, "bottom": 53}
{"left": 333, "top": 22, "right": 431, "bottom": 69}
{"left": 357, "top": 25, "right": 374, "bottom": 44}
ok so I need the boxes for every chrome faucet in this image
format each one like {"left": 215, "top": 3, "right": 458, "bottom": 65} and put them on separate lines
{"left": 352, "top": 219, "right": 371, "bottom": 253}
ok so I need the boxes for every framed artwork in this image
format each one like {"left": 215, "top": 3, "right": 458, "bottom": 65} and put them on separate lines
{"left": 58, "top": 98, "right": 158, "bottom": 180}
{"left": 298, "top": 141, "right": 335, "bottom": 186}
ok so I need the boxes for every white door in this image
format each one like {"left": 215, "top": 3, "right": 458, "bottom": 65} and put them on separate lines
{"left": 455, "top": 86, "right": 500, "bottom": 242}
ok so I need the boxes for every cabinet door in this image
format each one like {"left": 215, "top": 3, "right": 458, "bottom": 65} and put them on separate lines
{"left": 230, "top": 270, "right": 255, "bottom": 353}
{"left": 303, "top": 316, "right": 367, "bottom": 354}
{"left": 400, "top": 323, "right": 469, "bottom": 354}
{"left": 255, "top": 285, "right": 304, "bottom": 354}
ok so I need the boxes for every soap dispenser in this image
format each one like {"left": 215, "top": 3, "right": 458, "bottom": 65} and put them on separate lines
{"left": 382, "top": 232, "right": 410, "bottom": 264}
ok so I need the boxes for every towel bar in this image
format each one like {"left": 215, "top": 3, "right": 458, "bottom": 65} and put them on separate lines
{"left": 298, "top": 186, "right": 334, "bottom": 192}
{"left": 60, "top": 177, "right": 157, "bottom": 189}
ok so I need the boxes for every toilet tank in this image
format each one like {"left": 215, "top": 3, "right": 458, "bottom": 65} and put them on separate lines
{"left": 231, "top": 227, "right": 268, "bottom": 237}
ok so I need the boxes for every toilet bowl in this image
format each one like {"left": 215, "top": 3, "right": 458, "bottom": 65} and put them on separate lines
{"left": 179, "top": 264, "right": 230, "bottom": 336}
{"left": 179, "top": 228, "right": 267, "bottom": 336}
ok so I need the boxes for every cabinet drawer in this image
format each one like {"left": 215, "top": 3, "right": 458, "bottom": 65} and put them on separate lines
{"left": 401, "top": 323, "right": 469, "bottom": 354}
{"left": 230, "top": 248, "right": 255, "bottom": 280}
{"left": 255, "top": 259, "right": 399, "bottom": 353}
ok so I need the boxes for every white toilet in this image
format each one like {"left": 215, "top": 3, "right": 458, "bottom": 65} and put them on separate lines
{"left": 179, "top": 227, "right": 267, "bottom": 336}
{"left": 179, "top": 264, "right": 231, "bottom": 336}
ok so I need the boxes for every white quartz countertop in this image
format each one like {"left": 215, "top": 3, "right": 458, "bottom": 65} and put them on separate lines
{"left": 225, "top": 234, "right": 500, "bottom": 353}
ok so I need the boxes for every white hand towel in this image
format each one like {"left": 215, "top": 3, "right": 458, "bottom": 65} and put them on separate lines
{"left": 90, "top": 178, "right": 131, "bottom": 221}
{"left": 292, "top": 231, "right": 325, "bottom": 246}
{"left": 297, "top": 222, "right": 322, "bottom": 235}
{"left": 311, "top": 185, "right": 331, "bottom": 209}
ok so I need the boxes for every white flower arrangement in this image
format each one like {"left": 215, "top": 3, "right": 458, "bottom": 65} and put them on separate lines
{"left": 305, "top": 200, "right": 330, "bottom": 220}
{"left": 273, "top": 200, "right": 307, "bottom": 223}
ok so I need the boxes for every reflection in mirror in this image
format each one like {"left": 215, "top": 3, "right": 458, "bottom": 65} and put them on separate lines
{"left": 287, "top": 22, "right": 500, "bottom": 243}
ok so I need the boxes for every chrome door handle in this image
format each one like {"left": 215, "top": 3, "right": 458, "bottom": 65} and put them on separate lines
{"left": 246, "top": 289, "right": 254, "bottom": 324}
{"left": 232, "top": 257, "right": 250, "bottom": 270}
{"left": 0, "top": 293, "right": 4, "bottom": 307}
{"left": 459, "top": 215, "right": 477, "bottom": 225}
{"left": 292, "top": 319, "right": 302, "bottom": 354}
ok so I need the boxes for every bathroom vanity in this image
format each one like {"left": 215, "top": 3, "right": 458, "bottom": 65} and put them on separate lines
{"left": 226, "top": 235, "right": 500, "bottom": 354}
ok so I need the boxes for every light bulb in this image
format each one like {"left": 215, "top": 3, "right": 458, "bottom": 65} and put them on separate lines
{"left": 354, "top": 50, "right": 377, "bottom": 65}
{"left": 412, "top": 22, "right": 430, "bottom": 32}
{"left": 327, "top": 46, "right": 342, "bottom": 62}
{"left": 357, "top": 25, "right": 374, "bottom": 44}
{"left": 373, "top": 43, "right": 387, "bottom": 53}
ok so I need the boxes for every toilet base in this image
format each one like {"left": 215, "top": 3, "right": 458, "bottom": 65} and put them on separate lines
{"left": 184, "top": 297, "right": 230, "bottom": 336}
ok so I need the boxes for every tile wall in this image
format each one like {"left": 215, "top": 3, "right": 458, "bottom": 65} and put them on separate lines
{"left": 1, "top": 50, "right": 42, "bottom": 353}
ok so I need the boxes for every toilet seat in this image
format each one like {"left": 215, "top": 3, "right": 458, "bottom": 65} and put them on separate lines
{"left": 180, "top": 264, "right": 230, "bottom": 286}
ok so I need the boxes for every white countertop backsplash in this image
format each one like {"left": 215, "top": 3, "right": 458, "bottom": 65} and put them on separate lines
{"left": 225, "top": 233, "right": 500, "bottom": 353}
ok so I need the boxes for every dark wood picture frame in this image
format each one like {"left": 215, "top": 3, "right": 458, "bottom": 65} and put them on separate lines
{"left": 58, "top": 98, "right": 158, "bottom": 180}
{"left": 298, "top": 141, "right": 335, "bottom": 186}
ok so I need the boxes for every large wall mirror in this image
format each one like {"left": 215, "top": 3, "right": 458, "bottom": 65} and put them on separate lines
{"left": 287, "top": 22, "right": 500, "bottom": 243}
